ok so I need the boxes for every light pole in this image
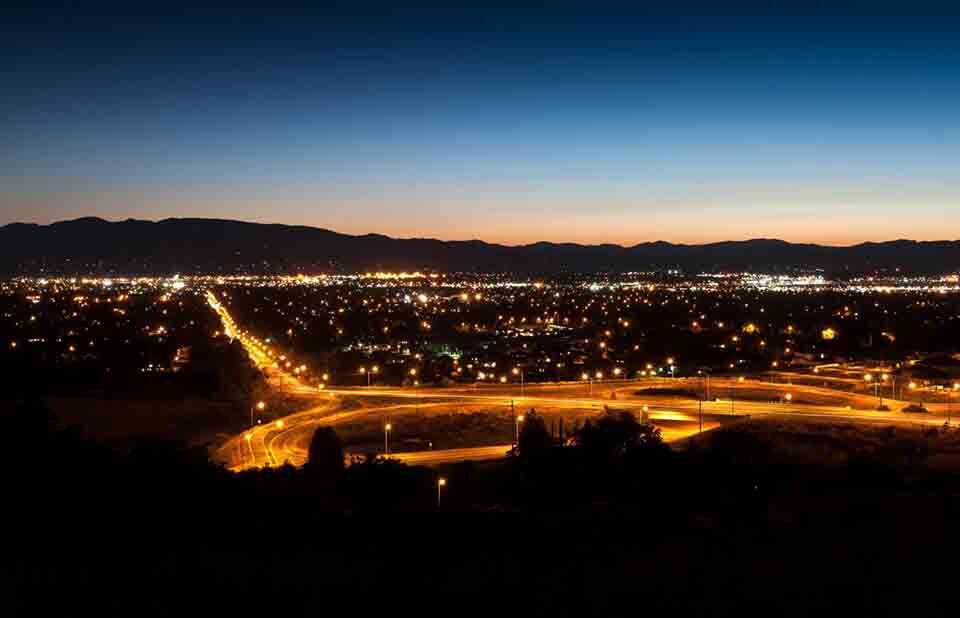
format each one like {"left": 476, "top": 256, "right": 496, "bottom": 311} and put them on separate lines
{"left": 513, "top": 366, "right": 525, "bottom": 398}
{"left": 514, "top": 405, "right": 524, "bottom": 447}
{"left": 384, "top": 422, "right": 392, "bottom": 454}
{"left": 409, "top": 368, "right": 419, "bottom": 414}
{"left": 251, "top": 400, "right": 266, "bottom": 428}
{"left": 950, "top": 383, "right": 960, "bottom": 425}
{"left": 437, "top": 477, "right": 447, "bottom": 507}
{"left": 244, "top": 432, "right": 254, "bottom": 465}
{"left": 864, "top": 373, "right": 883, "bottom": 408}
{"left": 732, "top": 376, "right": 744, "bottom": 415}
{"left": 698, "top": 397, "right": 703, "bottom": 434}
{"left": 909, "top": 381, "right": 921, "bottom": 409}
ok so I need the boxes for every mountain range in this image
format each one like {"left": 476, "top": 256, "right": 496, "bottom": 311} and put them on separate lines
{"left": 1, "top": 217, "right": 957, "bottom": 275}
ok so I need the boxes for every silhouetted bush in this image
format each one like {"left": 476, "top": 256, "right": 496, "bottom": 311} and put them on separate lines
{"left": 517, "top": 409, "right": 552, "bottom": 457}
{"left": 304, "top": 426, "right": 345, "bottom": 485}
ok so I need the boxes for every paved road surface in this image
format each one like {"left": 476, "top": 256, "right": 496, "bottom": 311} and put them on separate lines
{"left": 208, "top": 290, "right": 959, "bottom": 471}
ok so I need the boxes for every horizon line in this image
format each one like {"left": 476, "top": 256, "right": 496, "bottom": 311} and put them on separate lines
{"left": 2, "top": 215, "right": 956, "bottom": 250}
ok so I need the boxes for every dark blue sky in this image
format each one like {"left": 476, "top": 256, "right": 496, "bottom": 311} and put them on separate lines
{"left": 3, "top": 1, "right": 958, "bottom": 244}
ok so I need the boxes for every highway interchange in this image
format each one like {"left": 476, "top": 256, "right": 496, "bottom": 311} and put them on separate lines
{"left": 208, "top": 291, "right": 960, "bottom": 471}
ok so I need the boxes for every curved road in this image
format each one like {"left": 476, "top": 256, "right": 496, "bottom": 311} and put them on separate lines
{"left": 208, "top": 290, "right": 959, "bottom": 471}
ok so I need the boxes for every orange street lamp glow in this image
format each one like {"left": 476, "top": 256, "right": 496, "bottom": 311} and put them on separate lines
{"left": 437, "top": 476, "right": 447, "bottom": 506}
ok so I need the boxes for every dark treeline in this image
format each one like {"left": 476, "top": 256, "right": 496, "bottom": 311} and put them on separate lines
{"left": 9, "top": 397, "right": 960, "bottom": 615}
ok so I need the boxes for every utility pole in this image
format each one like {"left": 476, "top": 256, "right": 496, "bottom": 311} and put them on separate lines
{"left": 698, "top": 397, "right": 703, "bottom": 434}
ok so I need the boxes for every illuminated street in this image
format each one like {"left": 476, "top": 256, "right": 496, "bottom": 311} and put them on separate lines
{"left": 209, "top": 291, "right": 960, "bottom": 470}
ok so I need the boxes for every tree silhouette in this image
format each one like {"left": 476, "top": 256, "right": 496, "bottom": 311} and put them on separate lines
{"left": 518, "top": 409, "right": 553, "bottom": 457}
{"left": 304, "top": 426, "right": 345, "bottom": 483}
{"left": 575, "top": 410, "right": 664, "bottom": 465}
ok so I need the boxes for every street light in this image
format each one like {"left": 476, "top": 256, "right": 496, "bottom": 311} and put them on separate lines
{"left": 731, "top": 376, "right": 744, "bottom": 415}
{"left": 909, "top": 381, "right": 923, "bottom": 410}
{"left": 409, "top": 368, "right": 421, "bottom": 413}
{"left": 865, "top": 373, "right": 883, "bottom": 408}
{"left": 437, "top": 477, "right": 447, "bottom": 507}
{"left": 384, "top": 422, "right": 392, "bottom": 454}
{"left": 949, "top": 383, "right": 960, "bottom": 425}
{"left": 244, "top": 432, "right": 254, "bottom": 465}
{"left": 360, "top": 365, "right": 377, "bottom": 387}
{"left": 514, "top": 412, "right": 525, "bottom": 447}
{"left": 251, "top": 400, "right": 266, "bottom": 427}
{"left": 512, "top": 366, "right": 525, "bottom": 398}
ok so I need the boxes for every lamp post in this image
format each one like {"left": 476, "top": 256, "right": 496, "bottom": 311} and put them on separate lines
{"left": 244, "top": 432, "right": 254, "bottom": 465}
{"left": 251, "top": 400, "right": 266, "bottom": 428}
{"left": 437, "top": 477, "right": 447, "bottom": 507}
{"left": 513, "top": 366, "right": 525, "bottom": 398}
{"left": 730, "top": 376, "right": 744, "bottom": 415}
{"left": 409, "top": 367, "right": 419, "bottom": 414}
{"left": 949, "top": 383, "right": 960, "bottom": 425}
{"left": 514, "top": 405, "right": 525, "bottom": 447}
{"left": 384, "top": 422, "right": 392, "bottom": 454}
{"left": 865, "top": 373, "right": 882, "bottom": 408}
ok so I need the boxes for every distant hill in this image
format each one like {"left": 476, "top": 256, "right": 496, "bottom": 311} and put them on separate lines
{"left": 1, "top": 217, "right": 958, "bottom": 275}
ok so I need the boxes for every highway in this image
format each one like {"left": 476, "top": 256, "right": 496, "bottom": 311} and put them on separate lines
{"left": 208, "top": 290, "right": 960, "bottom": 471}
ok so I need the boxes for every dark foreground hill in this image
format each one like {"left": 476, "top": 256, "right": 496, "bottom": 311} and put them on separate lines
{"left": 2, "top": 216, "right": 958, "bottom": 274}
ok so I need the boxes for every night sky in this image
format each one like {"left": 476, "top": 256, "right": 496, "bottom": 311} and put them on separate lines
{"left": 3, "top": 1, "right": 958, "bottom": 245}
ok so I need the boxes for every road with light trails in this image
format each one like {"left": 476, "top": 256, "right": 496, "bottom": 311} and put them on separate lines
{"left": 214, "top": 382, "right": 953, "bottom": 471}
{"left": 207, "top": 289, "right": 960, "bottom": 472}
